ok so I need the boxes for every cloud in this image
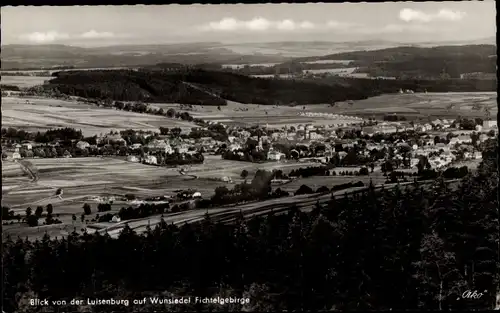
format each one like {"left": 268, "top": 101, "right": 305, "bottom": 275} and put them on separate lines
{"left": 399, "top": 8, "right": 466, "bottom": 23}
{"left": 326, "top": 20, "right": 359, "bottom": 29}
{"left": 201, "top": 17, "right": 318, "bottom": 32}
{"left": 80, "top": 30, "right": 115, "bottom": 39}
{"left": 19, "top": 31, "right": 69, "bottom": 43}
{"left": 19, "top": 30, "right": 118, "bottom": 43}
{"left": 200, "top": 18, "right": 362, "bottom": 32}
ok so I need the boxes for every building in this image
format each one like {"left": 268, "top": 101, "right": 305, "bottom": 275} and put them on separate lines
{"left": 12, "top": 151, "right": 21, "bottom": 160}
{"left": 130, "top": 143, "right": 142, "bottom": 150}
{"left": 147, "top": 140, "right": 174, "bottom": 154}
{"left": 267, "top": 150, "right": 286, "bottom": 161}
{"left": 76, "top": 141, "right": 90, "bottom": 150}
{"left": 144, "top": 155, "right": 157, "bottom": 165}
{"left": 126, "top": 155, "right": 139, "bottom": 163}
{"left": 473, "top": 151, "right": 482, "bottom": 159}
{"left": 479, "top": 134, "right": 489, "bottom": 142}
{"left": 483, "top": 120, "right": 498, "bottom": 128}
{"left": 111, "top": 215, "right": 121, "bottom": 223}
{"left": 22, "top": 143, "right": 33, "bottom": 150}
{"left": 229, "top": 143, "right": 242, "bottom": 152}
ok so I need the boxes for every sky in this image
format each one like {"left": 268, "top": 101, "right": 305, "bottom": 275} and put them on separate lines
{"left": 1, "top": 2, "right": 496, "bottom": 46}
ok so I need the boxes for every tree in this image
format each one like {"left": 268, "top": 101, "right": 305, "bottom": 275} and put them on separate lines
{"left": 35, "top": 206, "right": 43, "bottom": 218}
{"left": 359, "top": 167, "right": 369, "bottom": 176}
{"left": 83, "top": 203, "right": 91, "bottom": 215}
{"left": 25, "top": 207, "right": 32, "bottom": 217}
{"left": 26, "top": 215, "right": 38, "bottom": 227}
{"left": 240, "top": 169, "right": 249, "bottom": 179}
{"left": 46, "top": 204, "right": 53, "bottom": 215}
{"left": 295, "top": 184, "right": 314, "bottom": 196}
{"left": 166, "top": 108, "right": 176, "bottom": 118}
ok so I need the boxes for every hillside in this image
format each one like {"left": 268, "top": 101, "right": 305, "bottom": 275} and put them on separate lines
{"left": 295, "top": 45, "right": 497, "bottom": 79}
{"left": 38, "top": 68, "right": 373, "bottom": 105}
{"left": 37, "top": 68, "right": 497, "bottom": 106}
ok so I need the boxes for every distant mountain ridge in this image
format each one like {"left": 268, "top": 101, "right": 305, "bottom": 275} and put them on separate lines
{"left": 1, "top": 39, "right": 496, "bottom": 70}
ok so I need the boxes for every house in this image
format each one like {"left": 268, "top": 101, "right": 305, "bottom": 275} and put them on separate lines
{"left": 76, "top": 141, "right": 90, "bottom": 150}
{"left": 228, "top": 143, "right": 242, "bottom": 151}
{"left": 12, "top": 151, "right": 21, "bottom": 160}
{"left": 473, "top": 151, "right": 482, "bottom": 159}
{"left": 475, "top": 125, "right": 483, "bottom": 132}
{"left": 147, "top": 140, "right": 174, "bottom": 154}
{"left": 337, "top": 151, "right": 348, "bottom": 160}
{"left": 435, "top": 143, "right": 450, "bottom": 151}
{"left": 14, "top": 144, "right": 22, "bottom": 150}
{"left": 144, "top": 155, "right": 157, "bottom": 165}
{"left": 410, "top": 158, "right": 420, "bottom": 168}
{"left": 457, "top": 135, "right": 472, "bottom": 144}
{"left": 483, "top": 120, "right": 498, "bottom": 128}
{"left": 130, "top": 143, "right": 142, "bottom": 150}
{"left": 267, "top": 150, "right": 286, "bottom": 161}
{"left": 479, "top": 134, "right": 489, "bottom": 142}
{"left": 177, "top": 145, "right": 189, "bottom": 154}
{"left": 22, "top": 143, "right": 33, "bottom": 150}
{"left": 126, "top": 155, "right": 139, "bottom": 163}
{"left": 111, "top": 215, "right": 121, "bottom": 223}
{"left": 424, "top": 139, "right": 435, "bottom": 146}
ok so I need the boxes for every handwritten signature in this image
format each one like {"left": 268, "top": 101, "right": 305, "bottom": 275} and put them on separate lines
{"left": 461, "top": 290, "right": 486, "bottom": 300}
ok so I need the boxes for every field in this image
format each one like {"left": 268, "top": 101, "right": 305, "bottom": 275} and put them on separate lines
{"left": 302, "top": 60, "right": 353, "bottom": 65}
{"left": 151, "top": 100, "right": 364, "bottom": 128}
{"left": 1, "top": 76, "right": 53, "bottom": 88}
{"left": 1, "top": 96, "right": 198, "bottom": 136}
{"left": 316, "top": 92, "right": 497, "bottom": 120}
{"left": 222, "top": 63, "right": 280, "bottom": 69}
{"left": 2, "top": 155, "right": 324, "bottom": 238}
{"left": 152, "top": 92, "right": 496, "bottom": 127}
{"left": 307, "top": 67, "right": 357, "bottom": 75}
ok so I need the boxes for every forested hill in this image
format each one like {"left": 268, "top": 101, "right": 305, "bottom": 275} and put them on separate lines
{"left": 296, "top": 45, "right": 497, "bottom": 79}
{"left": 39, "top": 68, "right": 372, "bottom": 105}
{"left": 37, "top": 68, "right": 496, "bottom": 106}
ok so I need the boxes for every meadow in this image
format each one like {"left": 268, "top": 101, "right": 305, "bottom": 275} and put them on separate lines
{"left": 1, "top": 76, "right": 53, "bottom": 88}
{"left": 314, "top": 92, "right": 497, "bottom": 120}
{"left": 1, "top": 96, "right": 198, "bottom": 136}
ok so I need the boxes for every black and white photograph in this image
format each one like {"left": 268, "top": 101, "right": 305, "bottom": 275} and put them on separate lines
{"left": 1, "top": 2, "right": 499, "bottom": 312}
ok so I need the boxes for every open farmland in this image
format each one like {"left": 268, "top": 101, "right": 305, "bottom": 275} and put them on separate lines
{"left": 317, "top": 92, "right": 497, "bottom": 120}
{"left": 1, "top": 75, "right": 53, "bottom": 88}
{"left": 151, "top": 99, "right": 364, "bottom": 128}
{"left": 302, "top": 60, "right": 353, "bottom": 65}
{"left": 1, "top": 96, "right": 198, "bottom": 136}
{"left": 276, "top": 174, "right": 388, "bottom": 193}
{"left": 307, "top": 67, "right": 357, "bottom": 75}
{"left": 1, "top": 155, "right": 324, "bottom": 238}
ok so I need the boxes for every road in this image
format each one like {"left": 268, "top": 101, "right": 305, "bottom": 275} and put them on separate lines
{"left": 2, "top": 159, "right": 40, "bottom": 197}
{"left": 92, "top": 179, "right": 460, "bottom": 238}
